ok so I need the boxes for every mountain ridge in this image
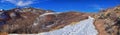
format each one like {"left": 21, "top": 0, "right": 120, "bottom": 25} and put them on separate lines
{"left": 0, "top": 6, "right": 120, "bottom": 35}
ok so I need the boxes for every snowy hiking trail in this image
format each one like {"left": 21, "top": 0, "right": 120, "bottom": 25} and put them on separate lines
{"left": 9, "top": 16, "right": 98, "bottom": 35}
{"left": 38, "top": 16, "right": 98, "bottom": 35}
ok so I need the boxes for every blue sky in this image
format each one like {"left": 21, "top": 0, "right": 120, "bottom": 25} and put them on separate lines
{"left": 0, "top": 0, "right": 120, "bottom": 12}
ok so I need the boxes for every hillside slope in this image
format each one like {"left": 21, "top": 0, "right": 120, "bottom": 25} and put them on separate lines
{"left": 0, "top": 6, "right": 120, "bottom": 35}
{"left": 0, "top": 8, "right": 89, "bottom": 34}
{"left": 94, "top": 6, "right": 120, "bottom": 35}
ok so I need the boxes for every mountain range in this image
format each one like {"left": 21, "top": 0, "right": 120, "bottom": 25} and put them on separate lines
{"left": 0, "top": 6, "right": 120, "bottom": 35}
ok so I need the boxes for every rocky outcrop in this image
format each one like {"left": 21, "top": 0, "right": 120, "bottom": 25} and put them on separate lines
{"left": 94, "top": 6, "right": 120, "bottom": 35}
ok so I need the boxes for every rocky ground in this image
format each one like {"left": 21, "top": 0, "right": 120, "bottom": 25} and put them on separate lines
{"left": 94, "top": 6, "right": 120, "bottom": 35}
{"left": 0, "top": 6, "right": 120, "bottom": 35}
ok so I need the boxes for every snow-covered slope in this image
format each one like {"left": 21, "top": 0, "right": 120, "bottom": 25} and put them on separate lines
{"left": 9, "top": 16, "right": 98, "bottom": 35}
{"left": 37, "top": 16, "right": 98, "bottom": 35}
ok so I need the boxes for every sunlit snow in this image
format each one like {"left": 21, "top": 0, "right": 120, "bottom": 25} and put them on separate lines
{"left": 9, "top": 16, "right": 98, "bottom": 35}
{"left": 39, "top": 13, "right": 55, "bottom": 17}
{"left": 38, "top": 16, "right": 98, "bottom": 35}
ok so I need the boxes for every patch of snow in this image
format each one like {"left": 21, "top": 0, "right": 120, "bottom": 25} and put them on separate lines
{"left": 32, "top": 12, "right": 60, "bottom": 27}
{"left": 38, "top": 16, "right": 98, "bottom": 35}
{"left": 39, "top": 13, "right": 56, "bottom": 17}
{"left": 46, "top": 11, "right": 49, "bottom": 13}
{"left": 33, "top": 23, "right": 38, "bottom": 26}
{"left": 32, "top": 12, "right": 53, "bottom": 27}
{"left": 10, "top": 13, "right": 16, "bottom": 17}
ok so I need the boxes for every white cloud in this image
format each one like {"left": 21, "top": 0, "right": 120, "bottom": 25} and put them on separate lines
{"left": 1, "top": 0, "right": 33, "bottom": 7}
{"left": 17, "top": 1, "right": 33, "bottom": 6}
